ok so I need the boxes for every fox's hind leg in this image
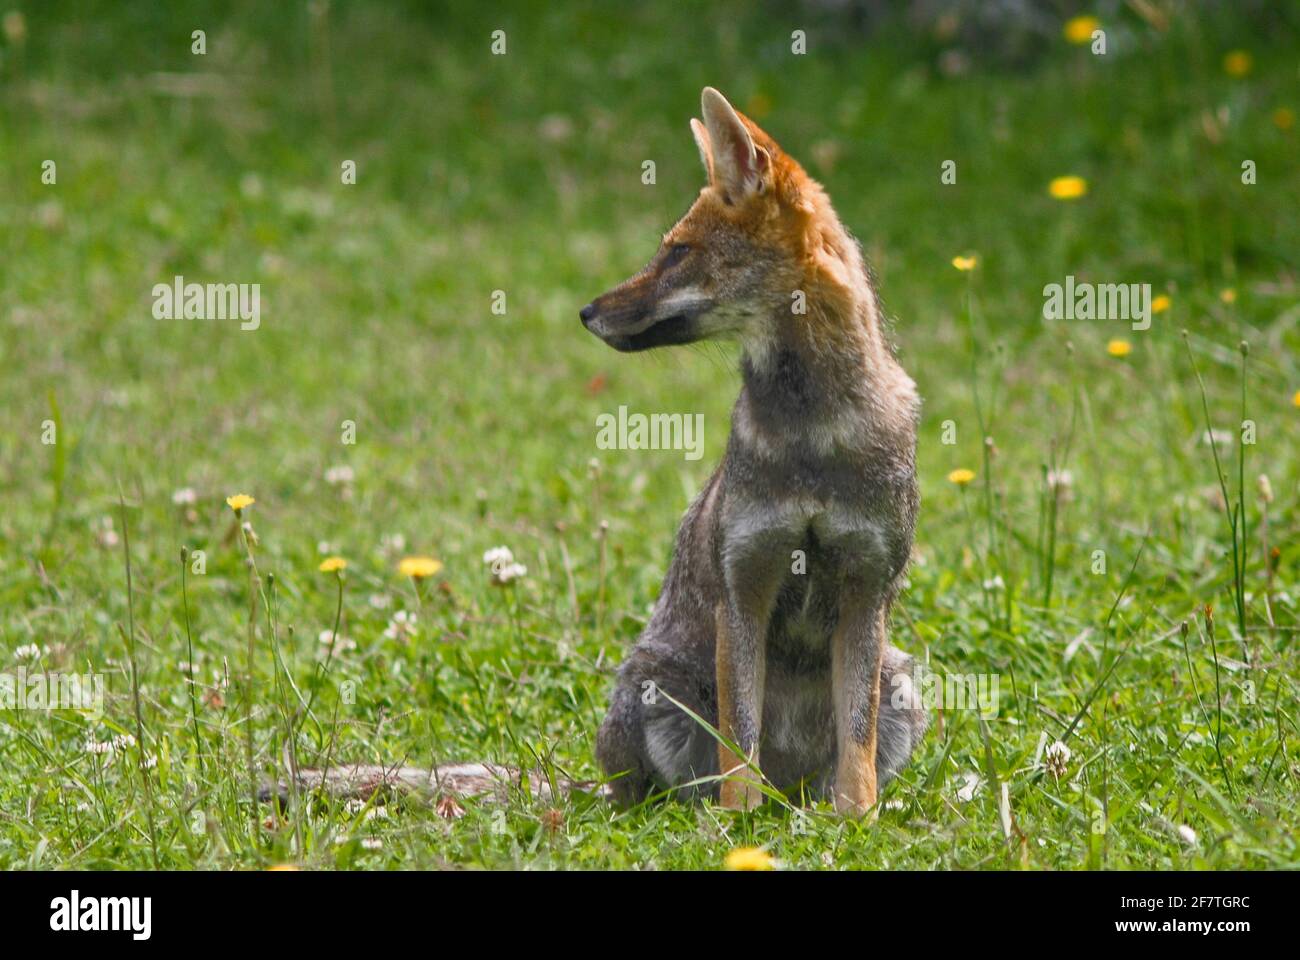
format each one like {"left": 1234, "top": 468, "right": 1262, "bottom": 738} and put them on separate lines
{"left": 596, "top": 637, "right": 719, "bottom": 808}
{"left": 596, "top": 677, "right": 653, "bottom": 807}
{"left": 875, "top": 643, "right": 928, "bottom": 788}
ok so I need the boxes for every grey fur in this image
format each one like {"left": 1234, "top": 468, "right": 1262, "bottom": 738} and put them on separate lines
{"left": 594, "top": 340, "right": 927, "bottom": 809}
{"left": 588, "top": 87, "right": 926, "bottom": 811}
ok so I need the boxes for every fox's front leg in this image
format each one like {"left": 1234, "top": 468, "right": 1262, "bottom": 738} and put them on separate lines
{"left": 831, "top": 603, "right": 887, "bottom": 817}
{"left": 715, "top": 601, "right": 766, "bottom": 810}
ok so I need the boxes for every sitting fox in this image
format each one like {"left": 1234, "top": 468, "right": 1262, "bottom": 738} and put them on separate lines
{"left": 267, "top": 89, "right": 925, "bottom": 819}
{"left": 582, "top": 88, "right": 926, "bottom": 816}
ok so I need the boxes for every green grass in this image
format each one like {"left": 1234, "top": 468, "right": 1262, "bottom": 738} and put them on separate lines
{"left": 1, "top": 1, "right": 1298, "bottom": 869}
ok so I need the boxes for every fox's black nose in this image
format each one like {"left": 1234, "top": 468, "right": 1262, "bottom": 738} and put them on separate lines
{"left": 579, "top": 302, "right": 597, "bottom": 326}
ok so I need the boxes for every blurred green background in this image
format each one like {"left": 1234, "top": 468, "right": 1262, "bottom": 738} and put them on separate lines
{"left": 0, "top": 1, "right": 1297, "bottom": 868}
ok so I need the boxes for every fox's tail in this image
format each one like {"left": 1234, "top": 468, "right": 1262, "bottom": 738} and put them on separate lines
{"left": 260, "top": 761, "right": 611, "bottom": 808}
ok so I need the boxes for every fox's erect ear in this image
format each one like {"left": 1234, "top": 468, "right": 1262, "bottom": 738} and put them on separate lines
{"left": 689, "top": 118, "right": 714, "bottom": 183}
{"left": 700, "top": 86, "right": 769, "bottom": 200}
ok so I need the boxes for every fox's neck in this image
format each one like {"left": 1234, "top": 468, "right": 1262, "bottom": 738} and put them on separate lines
{"left": 737, "top": 214, "right": 915, "bottom": 443}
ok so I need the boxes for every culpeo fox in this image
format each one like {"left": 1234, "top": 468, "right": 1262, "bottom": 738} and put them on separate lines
{"left": 583, "top": 87, "right": 926, "bottom": 816}
{"left": 265, "top": 88, "right": 925, "bottom": 819}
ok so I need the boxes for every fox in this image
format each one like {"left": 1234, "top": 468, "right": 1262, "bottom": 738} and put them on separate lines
{"left": 264, "top": 88, "right": 925, "bottom": 820}
{"left": 583, "top": 87, "right": 927, "bottom": 816}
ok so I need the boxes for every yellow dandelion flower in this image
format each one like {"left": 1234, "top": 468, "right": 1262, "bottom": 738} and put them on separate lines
{"left": 1219, "top": 288, "right": 1237, "bottom": 304}
{"left": 1107, "top": 338, "right": 1132, "bottom": 357}
{"left": 1273, "top": 108, "right": 1295, "bottom": 131}
{"left": 398, "top": 556, "right": 443, "bottom": 579}
{"left": 951, "top": 255, "right": 978, "bottom": 272}
{"left": 724, "top": 846, "right": 775, "bottom": 871}
{"left": 1049, "top": 175, "right": 1088, "bottom": 200}
{"left": 1222, "top": 50, "right": 1253, "bottom": 78}
{"left": 266, "top": 864, "right": 300, "bottom": 871}
{"left": 1293, "top": 389, "right": 1300, "bottom": 409}
{"left": 947, "top": 468, "right": 976, "bottom": 486}
{"left": 1063, "top": 16, "right": 1100, "bottom": 45}
{"left": 1152, "top": 294, "right": 1171, "bottom": 314}
{"left": 226, "top": 494, "right": 255, "bottom": 512}
{"left": 319, "top": 556, "right": 347, "bottom": 574}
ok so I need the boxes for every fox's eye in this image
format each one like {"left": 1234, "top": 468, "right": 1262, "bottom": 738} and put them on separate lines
{"left": 663, "top": 243, "right": 691, "bottom": 268}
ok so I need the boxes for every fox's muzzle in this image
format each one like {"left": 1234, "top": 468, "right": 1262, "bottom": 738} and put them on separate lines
{"left": 580, "top": 277, "right": 710, "bottom": 353}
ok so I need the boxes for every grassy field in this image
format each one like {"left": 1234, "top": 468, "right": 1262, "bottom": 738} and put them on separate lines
{"left": 1, "top": 1, "right": 1298, "bottom": 870}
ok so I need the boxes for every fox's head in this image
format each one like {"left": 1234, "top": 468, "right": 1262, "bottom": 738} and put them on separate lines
{"left": 581, "top": 87, "right": 841, "bottom": 353}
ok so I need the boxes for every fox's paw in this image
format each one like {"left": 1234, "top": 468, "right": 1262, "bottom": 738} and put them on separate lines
{"left": 832, "top": 789, "right": 879, "bottom": 821}
{"left": 832, "top": 747, "right": 879, "bottom": 819}
{"left": 718, "top": 745, "right": 764, "bottom": 811}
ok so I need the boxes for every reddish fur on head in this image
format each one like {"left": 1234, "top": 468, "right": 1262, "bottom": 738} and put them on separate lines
{"left": 581, "top": 87, "right": 882, "bottom": 363}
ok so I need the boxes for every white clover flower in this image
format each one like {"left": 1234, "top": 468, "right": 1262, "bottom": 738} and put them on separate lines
{"left": 172, "top": 487, "right": 198, "bottom": 506}
{"left": 1178, "top": 824, "right": 1198, "bottom": 846}
{"left": 14, "top": 643, "right": 43, "bottom": 660}
{"left": 324, "top": 465, "right": 354, "bottom": 486}
{"left": 1044, "top": 740, "right": 1071, "bottom": 779}
{"left": 84, "top": 732, "right": 135, "bottom": 759}
{"left": 318, "top": 629, "right": 356, "bottom": 652}
{"left": 383, "top": 610, "right": 418, "bottom": 642}
{"left": 491, "top": 561, "right": 527, "bottom": 586}
{"left": 484, "top": 547, "right": 525, "bottom": 585}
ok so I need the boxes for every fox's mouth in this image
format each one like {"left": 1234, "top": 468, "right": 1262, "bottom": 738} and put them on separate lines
{"left": 598, "top": 313, "right": 701, "bottom": 352}
{"left": 580, "top": 303, "right": 706, "bottom": 352}
{"left": 577, "top": 297, "right": 707, "bottom": 348}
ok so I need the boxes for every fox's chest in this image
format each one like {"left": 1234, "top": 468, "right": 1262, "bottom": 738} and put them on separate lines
{"left": 720, "top": 494, "right": 906, "bottom": 586}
